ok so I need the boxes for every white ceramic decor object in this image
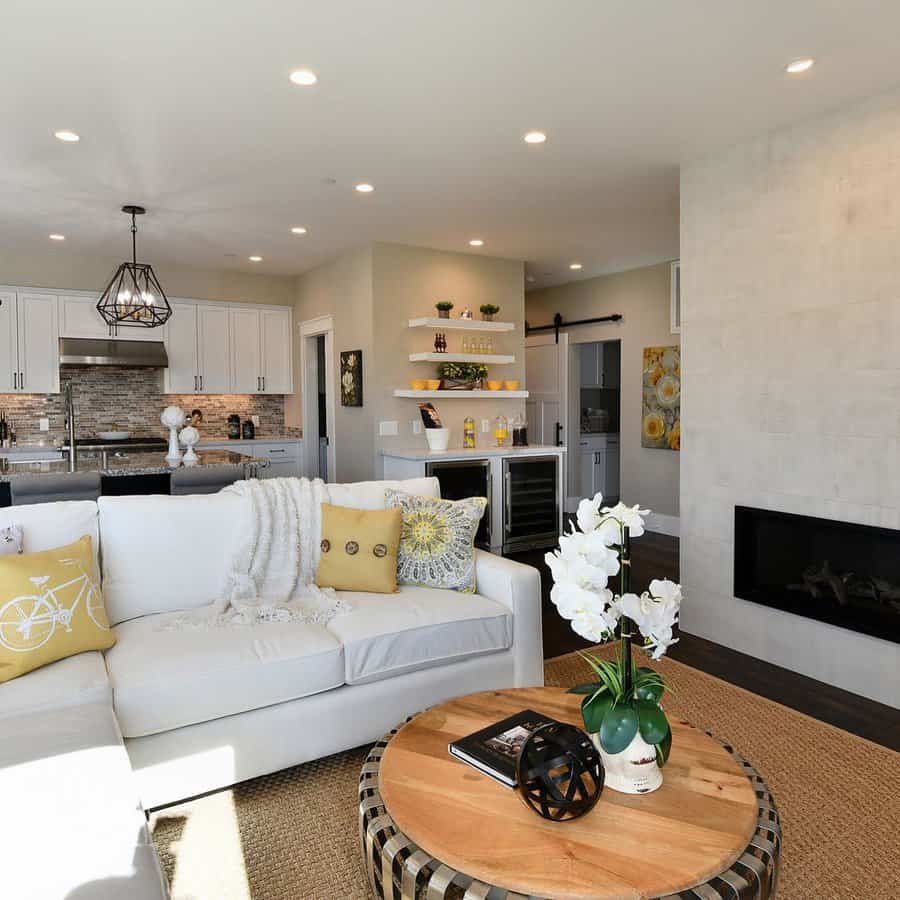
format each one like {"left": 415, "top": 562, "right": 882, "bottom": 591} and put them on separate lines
{"left": 161, "top": 405, "right": 186, "bottom": 461}
{"left": 179, "top": 425, "right": 200, "bottom": 463}
{"left": 424, "top": 427, "right": 450, "bottom": 452}
{"left": 592, "top": 731, "right": 663, "bottom": 794}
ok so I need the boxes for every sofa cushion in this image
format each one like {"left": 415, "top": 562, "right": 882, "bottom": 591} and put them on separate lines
{"left": 326, "top": 585, "right": 512, "bottom": 685}
{"left": 0, "top": 702, "right": 167, "bottom": 900}
{"left": 98, "top": 492, "right": 242, "bottom": 624}
{"left": 106, "top": 612, "right": 345, "bottom": 737}
{"left": 327, "top": 476, "right": 440, "bottom": 510}
{"left": 0, "top": 650, "right": 110, "bottom": 719}
{"left": 0, "top": 499, "right": 99, "bottom": 567}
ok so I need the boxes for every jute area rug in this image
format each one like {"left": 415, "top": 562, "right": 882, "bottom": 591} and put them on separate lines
{"left": 150, "top": 650, "right": 899, "bottom": 899}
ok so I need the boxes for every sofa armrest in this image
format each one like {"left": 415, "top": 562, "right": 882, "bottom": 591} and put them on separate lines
{"left": 475, "top": 550, "right": 544, "bottom": 687}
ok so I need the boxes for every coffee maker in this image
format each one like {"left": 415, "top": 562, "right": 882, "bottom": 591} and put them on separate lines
{"left": 227, "top": 414, "right": 241, "bottom": 440}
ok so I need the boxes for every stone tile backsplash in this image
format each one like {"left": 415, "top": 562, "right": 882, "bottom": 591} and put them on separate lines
{"left": 0, "top": 366, "right": 285, "bottom": 443}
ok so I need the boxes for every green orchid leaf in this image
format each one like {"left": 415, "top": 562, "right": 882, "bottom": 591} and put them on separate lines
{"left": 598, "top": 703, "right": 639, "bottom": 754}
{"left": 581, "top": 692, "right": 614, "bottom": 733}
{"left": 635, "top": 682, "right": 664, "bottom": 703}
{"left": 568, "top": 682, "right": 603, "bottom": 695}
{"left": 636, "top": 700, "right": 669, "bottom": 745}
{"left": 655, "top": 728, "right": 673, "bottom": 767}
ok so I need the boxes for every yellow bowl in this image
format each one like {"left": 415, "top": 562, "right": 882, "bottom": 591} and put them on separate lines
{"left": 409, "top": 379, "right": 427, "bottom": 391}
{"left": 503, "top": 380, "right": 520, "bottom": 391}
{"left": 425, "top": 379, "right": 441, "bottom": 390}
{"left": 486, "top": 380, "right": 502, "bottom": 391}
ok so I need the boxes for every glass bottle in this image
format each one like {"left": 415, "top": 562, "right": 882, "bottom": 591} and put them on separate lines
{"left": 462, "top": 336, "right": 470, "bottom": 354}
{"left": 486, "top": 336, "right": 493, "bottom": 354}
{"left": 494, "top": 415, "right": 508, "bottom": 447}
{"left": 463, "top": 416, "right": 476, "bottom": 449}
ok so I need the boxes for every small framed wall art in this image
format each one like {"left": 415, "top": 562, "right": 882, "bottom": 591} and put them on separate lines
{"left": 340, "top": 350, "right": 363, "bottom": 407}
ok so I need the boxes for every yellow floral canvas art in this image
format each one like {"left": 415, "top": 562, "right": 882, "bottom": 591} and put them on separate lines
{"left": 642, "top": 346, "right": 680, "bottom": 451}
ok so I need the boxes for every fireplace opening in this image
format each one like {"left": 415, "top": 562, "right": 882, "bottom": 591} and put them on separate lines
{"left": 734, "top": 506, "right": 900, "bottom": 644}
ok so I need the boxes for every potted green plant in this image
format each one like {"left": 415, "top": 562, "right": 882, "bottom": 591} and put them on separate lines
{"left": 545, "top": 495, "right": 682, "bottom": 794}
{"left": 437, "top": 362, "right": 488, "bottom": 390}
{"left": 435, "top": 300, "right": 454, "bottom": 319}
{"left": 479, "top": 303, "right": 500, "bottom": 321}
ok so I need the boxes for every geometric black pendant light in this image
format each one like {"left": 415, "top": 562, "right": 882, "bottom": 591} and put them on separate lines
{"left": 96, "top": 205, "right": 172, "bottom": 328}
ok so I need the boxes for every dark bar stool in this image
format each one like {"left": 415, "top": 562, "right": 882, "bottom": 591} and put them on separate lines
{"left": 8, "top": 473, "right": 102, "bottom": 505}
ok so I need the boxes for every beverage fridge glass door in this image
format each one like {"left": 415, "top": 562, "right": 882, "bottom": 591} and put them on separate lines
{"left": 424, "top": 459, "right": 491, "bottom": 550}
{"left": 503, "top": 455, "right": 559, "bottom": 553}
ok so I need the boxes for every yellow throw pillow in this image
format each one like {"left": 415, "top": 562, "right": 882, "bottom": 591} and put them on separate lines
{"left": 315, "top": 504, "right": 402, "bottom": 594}
{"left": 0, "top": 535, "right": 115, "bottom": 683}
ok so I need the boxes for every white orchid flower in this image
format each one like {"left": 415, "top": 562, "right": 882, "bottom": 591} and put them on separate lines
{"left": 551, "top": 582, "right": 614, "bottom": 623}
{"left": 576, "top": 492, "right": 604, "bottom": 533}
{"left": 600, "top": 501, "right": 651, "bottom": 538}
{"left": 615, "top": 583, "right": 681, "bottom": 659}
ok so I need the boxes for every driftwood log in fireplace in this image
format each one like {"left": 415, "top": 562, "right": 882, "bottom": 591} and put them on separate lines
{"left": 788, "top": 561, "right": 900, "bottom": 610}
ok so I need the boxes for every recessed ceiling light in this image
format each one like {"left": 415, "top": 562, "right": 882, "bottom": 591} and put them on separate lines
{"left": 523, "top": 130, "right": 547, "bottom": 144}
{"left": 785, "top": 58, "right": 815, "bottom": 74}
{"left": 54, "top": 130, "right": 80, "bottom": 143}
{"left": 355, "top": 183, "right": 375, "bottom": 193}
{"left": 289, "top": 68, "right": 318, "bottom": 86}
{"left": 569, "top": 262, "right": 583, "bottom": 270}
{"left": 291, "top": 226, "right": 308, "bottom": 235}
{"left": 49, "top": 233, "right": 65, "bottom": 241}
{"left": 469, "top": 239, "right": 484, "bottom": 247}
{"left": 249, "top": 255, "right": 263, "bottom": 262}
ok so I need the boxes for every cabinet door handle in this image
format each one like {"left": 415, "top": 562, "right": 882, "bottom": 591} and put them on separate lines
{"left": 19, "top": 372, "right": 23, "bottom": 389}
{"left": 194, "top": 375, "right": 197, "bottom": 391}
{"left": 12, "top": 372, "right": 16, "bottom": 390}
{"left": 504, "top": 470, "right": 512, "bottom": 536}
{"left": 262, "top": 375, "right": 266, "bottom": 391}
{"left": 199, "top": 374, "right": 203, "bottom": 391}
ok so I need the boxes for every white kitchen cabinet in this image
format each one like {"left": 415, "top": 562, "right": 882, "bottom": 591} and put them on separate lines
{"left": 164, "top": 301, "right": 232, "bottom": 394}
{"left": 228, "top": 307, "right": 293, "bottom": 394}
{"left": 59, "top": 295, "right": 112, "bottom": 339}
{"left": 199, "top": 440, "right": 302, "bottom": 478}
{"left": 0, "top": 292, "right": 60, "bottom": 394}
{"left": 260, "top": 308, "right": 292, "bottom": 393}
{"left": 197, "top": 305, "right": 231, "bottom": 394}
{"left": 579, "top": 341, "right": 620, "bottom": 389}
{"left": 0, "top": 291, "right": 17, "bottom": 393}
{"left": 163, "top": 301, "right": 201, "bottom": 393}
{"left": 576, "top": 434, "right": 619, "bottom": 502}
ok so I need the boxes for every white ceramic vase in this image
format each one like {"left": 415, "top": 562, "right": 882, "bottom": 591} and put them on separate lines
{"left": 425, "top": 427, "right": 450, "bottom": 452}
{"left": 591, "top": 731, "right": 663, "bottom": 795}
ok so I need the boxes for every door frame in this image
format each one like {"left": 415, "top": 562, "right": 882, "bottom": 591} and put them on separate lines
{"left": 299, "top": 315, "right": 337, "bottom": 481}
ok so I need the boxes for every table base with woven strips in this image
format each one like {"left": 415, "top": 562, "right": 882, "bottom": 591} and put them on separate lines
{"left": 359, "top": 719, "right": 781, "bottom": 900}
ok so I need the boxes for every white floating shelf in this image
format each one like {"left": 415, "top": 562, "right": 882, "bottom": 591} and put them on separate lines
{"left": 409, "top": 352, "right": 515, "bottom": 364}
{"left": 394, "top": 389, "right": 529, "bottom": 399}
{"left": 408, "top": 317, "right": 515, "bottom": 332}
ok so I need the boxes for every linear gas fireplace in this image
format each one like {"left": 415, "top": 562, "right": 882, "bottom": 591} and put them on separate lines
{"left": 734, "top": 506, "right": 900, "bottom": 644}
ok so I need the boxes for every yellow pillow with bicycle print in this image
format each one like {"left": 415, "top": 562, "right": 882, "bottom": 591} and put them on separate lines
{"left": 0, "top": 535, "right": 115, "bottom": 683}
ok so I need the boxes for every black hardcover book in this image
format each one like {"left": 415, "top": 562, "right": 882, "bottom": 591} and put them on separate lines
{"left": 448, "top": 709, "right": 556, "bottom": 788}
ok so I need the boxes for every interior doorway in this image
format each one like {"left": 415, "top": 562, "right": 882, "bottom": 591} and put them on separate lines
{"left": 300, "top": 316, "right": 336, "bottom": 481}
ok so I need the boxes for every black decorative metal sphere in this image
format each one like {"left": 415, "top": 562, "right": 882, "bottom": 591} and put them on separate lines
{"left": 515, "top": 722, "right": 604, "bottom": 821}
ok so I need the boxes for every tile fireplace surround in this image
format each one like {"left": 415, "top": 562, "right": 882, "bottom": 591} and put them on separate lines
{"left": 680, "top": 88, "right": 900, "bottom": 707}
{"left": 0, "top": 366, "right": 285, "bottom": 443}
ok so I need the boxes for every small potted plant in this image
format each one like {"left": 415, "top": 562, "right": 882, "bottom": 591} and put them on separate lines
{"left": 437, "top": 362, "right": 488, "bottom": 390}
{"left": 480, "top": 303, "right": 500, "bottom": 321}
{"left": 435, "top": 300, "right": 454, "bottom": 319}
{"left": 545, "top": 495, "right": 682, "bottom": 794}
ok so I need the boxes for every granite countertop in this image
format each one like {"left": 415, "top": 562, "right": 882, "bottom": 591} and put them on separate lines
{"left": 197, "top": 434, "right": 302, "bottom": 445}
{"left": 0, "top": 450, "right": 265, "bottom": 480}
{"left": 382, "top": 444, "right": 566, "bottom": 461}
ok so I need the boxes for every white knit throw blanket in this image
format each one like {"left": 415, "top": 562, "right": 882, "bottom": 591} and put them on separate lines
{"left": 162, "top": 476, "right": 351, "bottom": 630}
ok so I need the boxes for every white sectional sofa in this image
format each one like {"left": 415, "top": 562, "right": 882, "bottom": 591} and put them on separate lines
{"left": 0, "top": 477, "right": 544, "bottom": 900}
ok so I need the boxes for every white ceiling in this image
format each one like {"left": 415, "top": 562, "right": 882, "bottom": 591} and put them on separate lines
{"left": 2, "top": 1, "right": 900, "bottom": 290}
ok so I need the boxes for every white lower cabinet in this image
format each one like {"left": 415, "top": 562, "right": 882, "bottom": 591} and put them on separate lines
{"left": 576, "top": 434, "right": 619, "bottom": 502}
{"left": 0, "top": 291, "right": 60, "bottom": 394}
{"left": 199, "top": 440, "right": 302, "bottom": 478}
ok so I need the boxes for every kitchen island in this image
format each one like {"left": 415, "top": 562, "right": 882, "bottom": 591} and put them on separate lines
{"left": 0, "top": 450, "right": 266, "bottom": 506}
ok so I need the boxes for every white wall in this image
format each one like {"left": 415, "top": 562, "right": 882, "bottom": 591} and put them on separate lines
{"left": 680, "top": 88, "right": 900, "bottom": 707}
{"left": 526, "top": 262, "right": 680, "bottom": 518}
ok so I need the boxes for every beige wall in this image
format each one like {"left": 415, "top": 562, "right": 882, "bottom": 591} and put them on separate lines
{"left": 526, "top": 262, "right": 679, "bottom": 517}
{"left": 371, "top": 243, "right": 525, "bottom": 472}
{"left": 0, "top": 247, "right": 295, "bottom": 306}
{"left": 680, "top": 88, "right": 900, "bottom": 705}
{"left": 290, "top": 246, "right": 375, "bottom": 483}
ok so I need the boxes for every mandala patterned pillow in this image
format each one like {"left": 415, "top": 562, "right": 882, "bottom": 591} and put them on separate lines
{"left": 385, "top": 490, "right": 487, "bottom": 593}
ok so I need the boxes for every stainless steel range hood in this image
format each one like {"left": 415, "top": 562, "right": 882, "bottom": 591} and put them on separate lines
{"left": 59, "top": 337, "right": 169, "bottom": 367}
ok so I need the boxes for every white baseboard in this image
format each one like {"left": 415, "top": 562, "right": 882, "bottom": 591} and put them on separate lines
{"left": 644, "top": 512, "right": 680, "bottom": 537}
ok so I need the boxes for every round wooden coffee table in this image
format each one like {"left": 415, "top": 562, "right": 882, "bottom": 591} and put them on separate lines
{"left": 359, "top": 687, "right": 781, "bottom": 899}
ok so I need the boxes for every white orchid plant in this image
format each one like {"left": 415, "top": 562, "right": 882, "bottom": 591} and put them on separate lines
{"left": 545, "top": 493, "right": 682, "bottom": 762}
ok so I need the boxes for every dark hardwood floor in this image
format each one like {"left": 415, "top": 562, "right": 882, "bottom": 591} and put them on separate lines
{"left": 506, "top": 532, "right": 900, "bottom": 752}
